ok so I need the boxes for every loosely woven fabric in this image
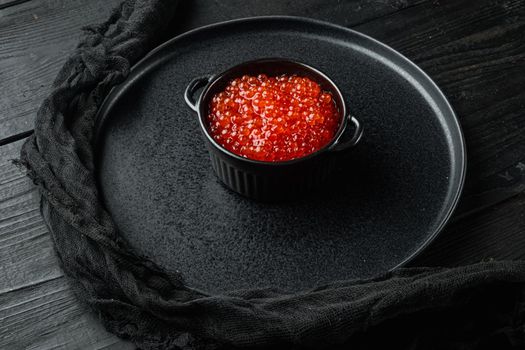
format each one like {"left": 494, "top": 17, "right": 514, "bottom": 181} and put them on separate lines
{"left": 18, "top": 0, "right": 525, "bottom": 349}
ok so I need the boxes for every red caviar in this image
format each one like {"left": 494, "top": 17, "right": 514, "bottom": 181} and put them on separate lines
{"left": 207, "top": 74, "right": 340, "bottom": 162}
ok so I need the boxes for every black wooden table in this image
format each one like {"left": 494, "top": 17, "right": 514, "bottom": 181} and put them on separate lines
{"left": 1, "top": 0, "right": 524, "bottom": 348}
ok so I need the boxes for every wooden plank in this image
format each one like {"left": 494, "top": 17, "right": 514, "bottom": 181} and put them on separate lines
{"left": 413, "top": 192, "right": 525, "bottom": 266}
{"left": 0, "top": 141, "right": 132, "bottom": 350}
{"left": 0, "top": 276, "right": 134, "bottom": 350}
{"left": 0, "top": 0, "right": 430, "bottom": 141}
{"left": 0, "top": 0, "right": 122, "bottom": 141}
{"left": 169, "top": 0, "right": 429, "bottom": 34}
{"left": 0, "top": 0, "right": 31, "bottom": 10}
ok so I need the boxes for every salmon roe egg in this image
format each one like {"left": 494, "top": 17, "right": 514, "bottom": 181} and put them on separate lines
{"left": 208, "top": 74, "right": 340, "bottom": 162}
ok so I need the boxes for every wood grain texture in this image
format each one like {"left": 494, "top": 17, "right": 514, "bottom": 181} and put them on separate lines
{"left": 0, "top": 0, "right": 31, "bottom": 10}
{"left": 0, "top": 141, "right": 132, "bottom": 350}
{"left": 0, "top": 0, "right": 122, "bottom": 141}
{"left": 0, "top": 0, "right": 429, "bottom": 142}
{"left": 168, "top": 0, "right": 429, "bottom": 34}
{"left": 414, "top": 192, "right": 525, "bottom": 266}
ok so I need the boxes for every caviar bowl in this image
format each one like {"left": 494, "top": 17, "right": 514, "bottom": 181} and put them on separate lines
{"left": 184, "top": 58, "right": 363, "bottom": 201}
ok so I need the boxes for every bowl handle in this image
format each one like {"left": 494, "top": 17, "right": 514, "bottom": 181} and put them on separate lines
{"left": 184, "top": 76, "right": 212, "bottom": 112}
{"left": 329, "top": 115, "right": 363, "bottom": 152}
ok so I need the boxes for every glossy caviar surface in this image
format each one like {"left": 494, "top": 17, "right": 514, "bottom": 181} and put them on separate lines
{"left": 207, "top": 74, "right": 340, "bottom": 162}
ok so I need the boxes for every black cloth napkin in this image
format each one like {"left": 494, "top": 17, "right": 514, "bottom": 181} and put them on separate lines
{"left": 18, "top": 0, "right": 525, "bottom": 349}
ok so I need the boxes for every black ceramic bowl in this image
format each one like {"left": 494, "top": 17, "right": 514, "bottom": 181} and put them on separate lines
{"left": 184, "top": 58, "right": 363, "bottom": 201}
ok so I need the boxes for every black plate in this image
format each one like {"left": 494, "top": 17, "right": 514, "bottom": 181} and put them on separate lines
{"left": 96, "top": 16, "right": 466, "bottom": 293}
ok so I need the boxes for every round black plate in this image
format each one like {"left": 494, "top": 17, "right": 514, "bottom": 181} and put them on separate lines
{"left": 96, "top": 17, "right": 466, "bottom": 293}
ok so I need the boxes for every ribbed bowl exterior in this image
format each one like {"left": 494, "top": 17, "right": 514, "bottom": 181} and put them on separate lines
{"left": 207, "top": 143, "right": 335, "bottom": 201}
